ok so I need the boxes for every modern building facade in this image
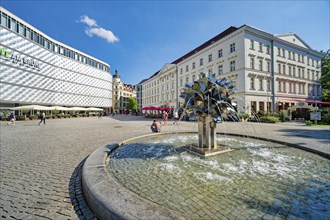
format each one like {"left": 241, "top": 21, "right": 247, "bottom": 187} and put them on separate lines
{"left": 112, "top": 70, "right": 136, "bottom": 114}
{"left": 0, "top": 7, "right": 112, "bottom": 109}
{"left": 140, "top": 25, "right": 323, "bottom": 115}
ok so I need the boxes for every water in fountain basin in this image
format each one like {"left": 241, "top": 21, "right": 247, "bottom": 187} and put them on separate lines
{"left": 108, "top": 134, "right": 330, "bottom": 219}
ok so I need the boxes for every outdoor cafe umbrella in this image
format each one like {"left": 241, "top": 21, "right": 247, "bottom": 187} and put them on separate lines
{"left": 11, "top": 105, "right": 54, "bottom": 111}
{"left": 86, "top": 107, "right": 104, "bottom": 111}
{"left": 51, "top": 106, "right": 71, "bottom": 111}
{"left": 67, "top": 107, "right": 88, "bottom": 111}
{"left": 11, "top": 105, "right": 54, "bottom": 116}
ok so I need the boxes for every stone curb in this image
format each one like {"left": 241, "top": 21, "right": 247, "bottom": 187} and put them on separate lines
{"left": 82, "top": 135, "right": 186, "bottom": 220}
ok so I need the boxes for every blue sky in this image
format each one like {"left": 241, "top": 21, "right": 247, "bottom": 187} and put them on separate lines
{"left": 1, "top": 0, "right": 329, "bottom": 85}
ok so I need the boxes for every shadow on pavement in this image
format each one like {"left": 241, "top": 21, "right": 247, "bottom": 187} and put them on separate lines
{"left": 278, "top": 128, "right": 330, "bottom": 144}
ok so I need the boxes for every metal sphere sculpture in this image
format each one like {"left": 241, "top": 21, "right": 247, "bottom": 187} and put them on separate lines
{"left": 180, "top": 73, "right": 238, "bottom": 123}
{"left": 180, "top": 73, "right": 238, "bottom": 150}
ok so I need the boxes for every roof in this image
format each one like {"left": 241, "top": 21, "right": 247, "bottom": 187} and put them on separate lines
{"left": 274, "top": 33, "right": 312, "bottom": 50}
{"left": 144, "top": 26, "right": 240, "bottom": 82}
{"left": 171, "top": 26, "right": 239, "bottom": 64}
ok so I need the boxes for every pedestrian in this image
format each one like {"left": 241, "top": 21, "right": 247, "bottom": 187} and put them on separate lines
{"left": 38, "top": 111, "right": 46, "bottom": 126}
{"left": 163, "top": 111, "right": 168, "bottom": 126}
{"left": 173, "top": 111, "right": 179, "bottom": 125}
{"left": 7, "top": 112, "right": 15, "bottom": 126}
{"left": 151, "top": 120, "right": 161, "bottom": 133}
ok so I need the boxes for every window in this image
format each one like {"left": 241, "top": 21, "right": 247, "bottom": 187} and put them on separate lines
{"left": 192, "top": 62, "right": 195, "bottom": 69}
{"left": 293, "top": 67, "right": 296, "bottom": 77}
{"left": 208, "top": 54, "right": 212, "bottom": 62}
{"left": 10, "top": 18, "right": 17, "bottom": 31}
{"left": 180, "top": 68, "right": 183, "bottom": 74}
{"left": 282, "top": 64, "right": 285, "bottom": 75}
{"left": 307, "top": 58, "right": 310, "bottom": 66}
{"left": 18, "top": 23, "right": 24, "bottom": 36}
{"left": 277, "top": 48, "right": 281, "bottom": 56}
{"left": 259, "top": 59, "right": 263, "bottom": 71}
{"left": 298, "top": 68, "right": 301, "bottom": 78}
{"left": 1, "top": 13, "right": 8, "bottom": 28}
{"left": 278, "top": 81, "right": 282, "bottom": 92}
{"left": 288, "top": 66, "right": 292, "bottom": 76}
{"left": 180, "top": 79, "right": 183, "bottom": 87}
{"left": 278, "top": 64, "right": 281, "bottom": 74}
{"left": 218, "top": 65, "right": 223, "bottom": 75}
{"left": 288, "top": 51, "right": 292, "bottom": 59}
{"left": 230, "top": 43, "right": 235, "bottom": 52}
{"left": 186, "top": 65, "right": 189, "bottom": 72}
{"left": 302, "top": 69, "right": 305, "bottom": 78}
{"left": 289, "top": 83, "right": 293, "bottom": 93}
{"left": 292, "top": 52, "right": 295, "bottom": 61}
{"left": 282, "top": 49, "right": 285, "bottom": 58}
{"left": 250, "top": 40, "right": 254, "bottom": 50}
{"left": 250, "top": 57, "right": 254, "bottom": 69}
{"left": 192, "top": 75, "right": 196, "bottom": 81}
{"left": 266, "top": 45, "right": 270, "bottom": 54}
{"left": 266, "top": 61, "right": 270, "bottom": 72}
{"left": 251, "top": 101, "right": 257, "bottom": 113}
{"left": 267, "top": 79, "right": 271, "bottom": 91}
{"left": 259, "top": 78, "right": 263, "bottom": 91}
{"left": 298, "top": 84, "right": 302, "bottom": 94}
{"left": 208, "top": 68, "right": 213, "bottom": 75}
{"left": 200, "top": 58, "right": 203, "bottom": 66}
{"left": 259, "top": 42, "right": 263, "bottom": 52}
{"left": 259, "top": 102, "right": 265, "bottom": 112}
{"left": 26, "top": 28, "right": 31, "bottom": 39}
{"left": 186, "top": 77, "right": 189, "bottom": 83}
{"left": 250, "top": 77, "right": 255, "bottom": 90}
{"left": 218, "top": 49, "right": 223, "bottom": 58}
{"left": 230, "top": 60, "right": 235, "bottom": 71}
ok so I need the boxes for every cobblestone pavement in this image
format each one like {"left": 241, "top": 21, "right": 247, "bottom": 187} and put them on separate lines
{"left": 0, "top": 116, "right": 329, "bottom": 219}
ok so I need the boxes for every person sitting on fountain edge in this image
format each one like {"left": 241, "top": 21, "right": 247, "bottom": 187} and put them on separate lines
{"left": 151, "top": 120, "right": 161, "bottom": 133}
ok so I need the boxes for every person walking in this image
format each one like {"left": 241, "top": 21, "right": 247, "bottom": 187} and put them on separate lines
{"left": 7, "top": 112, "right": 15, "bottom": 126}
{"left": 38, "top": 111, "right": 46, "bottom": 126}
{"left": 163, "top": 111, "right": 168, "bottom": 126}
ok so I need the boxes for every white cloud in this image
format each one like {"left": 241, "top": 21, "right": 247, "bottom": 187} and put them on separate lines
{"left": 85, "top": 27, "right": 119, "bottom": 43}
{"left": 79, "top": 15, "right": 119, "bottom": 43}
{"left": 79, "top": 15, "right": 98, "bottom": 27}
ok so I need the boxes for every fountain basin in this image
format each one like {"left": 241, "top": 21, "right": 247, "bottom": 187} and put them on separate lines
{"left": 82, "top": 132, "right": 330, "bottom": 220}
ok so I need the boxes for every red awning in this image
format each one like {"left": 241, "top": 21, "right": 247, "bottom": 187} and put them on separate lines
{"left": 141, "top": 106, "right": 174, "bottom": 111}
{"left": 305, "top": 101, "right": 330, "bottom": 105}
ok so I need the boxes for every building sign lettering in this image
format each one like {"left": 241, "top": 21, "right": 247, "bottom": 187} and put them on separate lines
{"left": 0, "top": 48, "right": 41, "bottom": 70}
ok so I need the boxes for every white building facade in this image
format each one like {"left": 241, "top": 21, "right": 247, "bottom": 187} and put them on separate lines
{"left": 141, "top": 25, "right": 322, "bottom": 115}
{"left": 0, "top": 7, "right": 112, "bottom": 109}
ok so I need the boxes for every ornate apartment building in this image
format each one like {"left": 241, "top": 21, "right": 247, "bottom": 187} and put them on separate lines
{"left": 140, "top": 25, "right": 322, "bottom": 115}
{"left": 112, "top": 70, "right": 136, "bottom": 114}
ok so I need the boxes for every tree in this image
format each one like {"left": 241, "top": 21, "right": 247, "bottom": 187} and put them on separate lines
{"left": 126, "top": 97, "right": 138, "bottom": 112}
{"left": 320, "top": 49, "right": 330, "bottom": 101}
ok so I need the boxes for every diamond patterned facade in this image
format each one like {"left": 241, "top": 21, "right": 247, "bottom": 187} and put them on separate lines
{"left": 0, "top": 7, "right": 112, "bottom": 108}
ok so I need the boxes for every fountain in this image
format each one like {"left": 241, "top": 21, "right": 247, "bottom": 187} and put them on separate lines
{"left": 82, "top": 74, "right": 330, "bottom": 220}
{"left": 180, "top": 73, "right": 238, "bottom": 157}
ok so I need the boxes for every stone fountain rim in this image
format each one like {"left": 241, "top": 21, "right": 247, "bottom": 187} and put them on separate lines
{"left": 82, "top": 132, "right": 330, "bottom": 220}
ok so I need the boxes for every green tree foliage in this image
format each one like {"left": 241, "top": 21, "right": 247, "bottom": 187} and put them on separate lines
{"left": 126, "top": 97, "right": 138, "bottom": 112}
{"left": 320, "top": 49, "right": 330, "bottom": 101}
